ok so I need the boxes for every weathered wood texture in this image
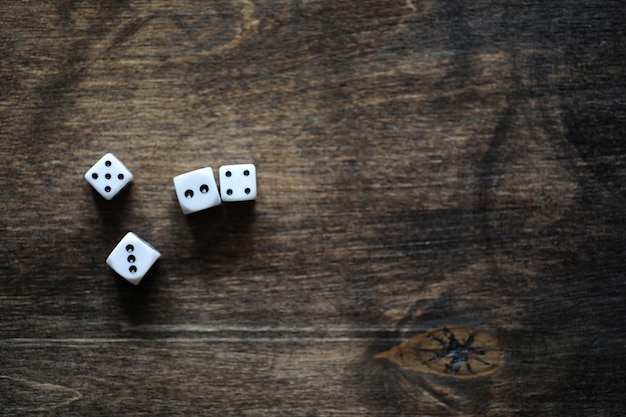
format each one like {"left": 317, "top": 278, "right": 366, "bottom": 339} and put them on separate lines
{"left": 1, "top": 1, "right": 625, "bottom": 415}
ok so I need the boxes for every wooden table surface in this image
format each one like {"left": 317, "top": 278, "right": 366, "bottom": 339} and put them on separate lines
{"left": 1, "top": 1, "right": 625, "bottom": 415}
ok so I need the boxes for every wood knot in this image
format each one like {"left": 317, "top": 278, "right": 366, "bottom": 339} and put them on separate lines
{"left": 375, "top": 325, "right": 504, "bottom": 378}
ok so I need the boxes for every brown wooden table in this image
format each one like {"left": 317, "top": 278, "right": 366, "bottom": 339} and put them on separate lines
{"left": 1, "top": 1, "right": 625, "bottom": 415}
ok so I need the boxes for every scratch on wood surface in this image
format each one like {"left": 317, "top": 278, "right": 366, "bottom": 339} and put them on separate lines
{"left": 405, "top": 0, "right": 417, "bottom": 12}
{"left": 130, "top": 0, "right": 259, "bottom": 57}
{"left": 1, "top": 337, "right": 382, "bottom": 344}
{"left": 210, "top": 0, "right": 259, "bottom": 55}
{"left": 68, "top": 0, "right": 259, "bottom": 74}
{"left": 0, "top": 324, "right": 403, "bottom": 344}
{"left": 0, "top": 375, "right": 82, "bottom": 412}
{"left": 392, "top": 0, "right": 429, "bottom": 35}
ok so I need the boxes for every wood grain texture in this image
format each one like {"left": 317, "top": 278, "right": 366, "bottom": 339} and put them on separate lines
{"left": 1, "top": 1, "right": 625, "bottom": 415}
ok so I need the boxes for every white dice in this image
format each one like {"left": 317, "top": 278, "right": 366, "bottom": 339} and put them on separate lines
{"left": 173, "top": 167, "right": 221, "bottom": 214}
{"left": 85, "top": 153, "right": 133, "bottom": 200}
{"left": 106, "top": 232, "right": 160, "bottom": 285}
{"left": 219, "top": 164, "right": 257, "bottom": 202}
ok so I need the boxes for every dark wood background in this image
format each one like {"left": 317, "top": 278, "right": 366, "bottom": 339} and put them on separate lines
{"left": 1, "top": 1, "right": 625, "bottom": 415}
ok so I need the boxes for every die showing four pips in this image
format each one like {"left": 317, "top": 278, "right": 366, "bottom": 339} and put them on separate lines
{"left": 85, "top": 153, "right": 257, "bottom": 285}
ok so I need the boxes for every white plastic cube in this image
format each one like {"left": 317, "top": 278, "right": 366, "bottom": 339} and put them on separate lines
{"left": 84, "top": 153, "right": 133, "bottom": 200}
{"left": 219, "top": 164, "right": 257, "bottom": 202}
{"left": 173, "top": 167, "right": 221, "bottom": 214}
{"left": 106, "top": 232, "right": 160, "bottom": 285}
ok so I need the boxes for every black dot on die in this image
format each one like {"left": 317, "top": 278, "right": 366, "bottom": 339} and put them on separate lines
{"left": 227, "top": 189, "right": 233, "bottom": 195}
{"left": 225, "top": 171, "right": 232, "bottom": 177}
{"left": 245, "top": 188, "right": 251, "bottom": 194}
{"left": 105, "top": 160, "right": 112, "bottom": 167}
{"left": 104, "top": 186, "right": 111, "bottom": 192}
{"left": 200, "top": 184, "right": 209, "bottom": 193}
{"left": 129, "top": 265, "right": 137, "bottom": 273}
{"left": 126, "top": 245, "right": 134, "bottom": 253}
{"left": 92, "top": 173, "right": 98, "bottom": 179}
{"left": 105, "top": 173, "right": 111, "bottom": 179}
{"left": 127, "top": 255, "right": 136, "bottom": 263}
{"left": 118, "top": 173, "right": 124, "bottom": 180}
{"left": 185, "top": 190, "right": 194, "bottom": 199}
{"left": 244, "top": 170, "right": 250, "bottom": 176}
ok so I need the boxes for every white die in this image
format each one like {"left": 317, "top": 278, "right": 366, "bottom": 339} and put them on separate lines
{"left": 219, "top": 164, "right": 257, "bottom": 202}
{"left": 173, "top": 167, "right": 221, "bottom": 214}
{"left": 84, "top": 153, "right": 133, "bottom": 200}
{"left": 106, "top": 232, "right": 160, "bottom": 285}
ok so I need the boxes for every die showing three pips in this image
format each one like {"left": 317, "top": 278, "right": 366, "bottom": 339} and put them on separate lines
{"left": 85, "top": 153, "right": 257, "bottom": 285}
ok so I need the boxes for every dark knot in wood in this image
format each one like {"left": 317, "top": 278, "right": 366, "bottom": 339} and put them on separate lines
{"left": 375, "top": 325, "right": 504, "bottom": 378}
